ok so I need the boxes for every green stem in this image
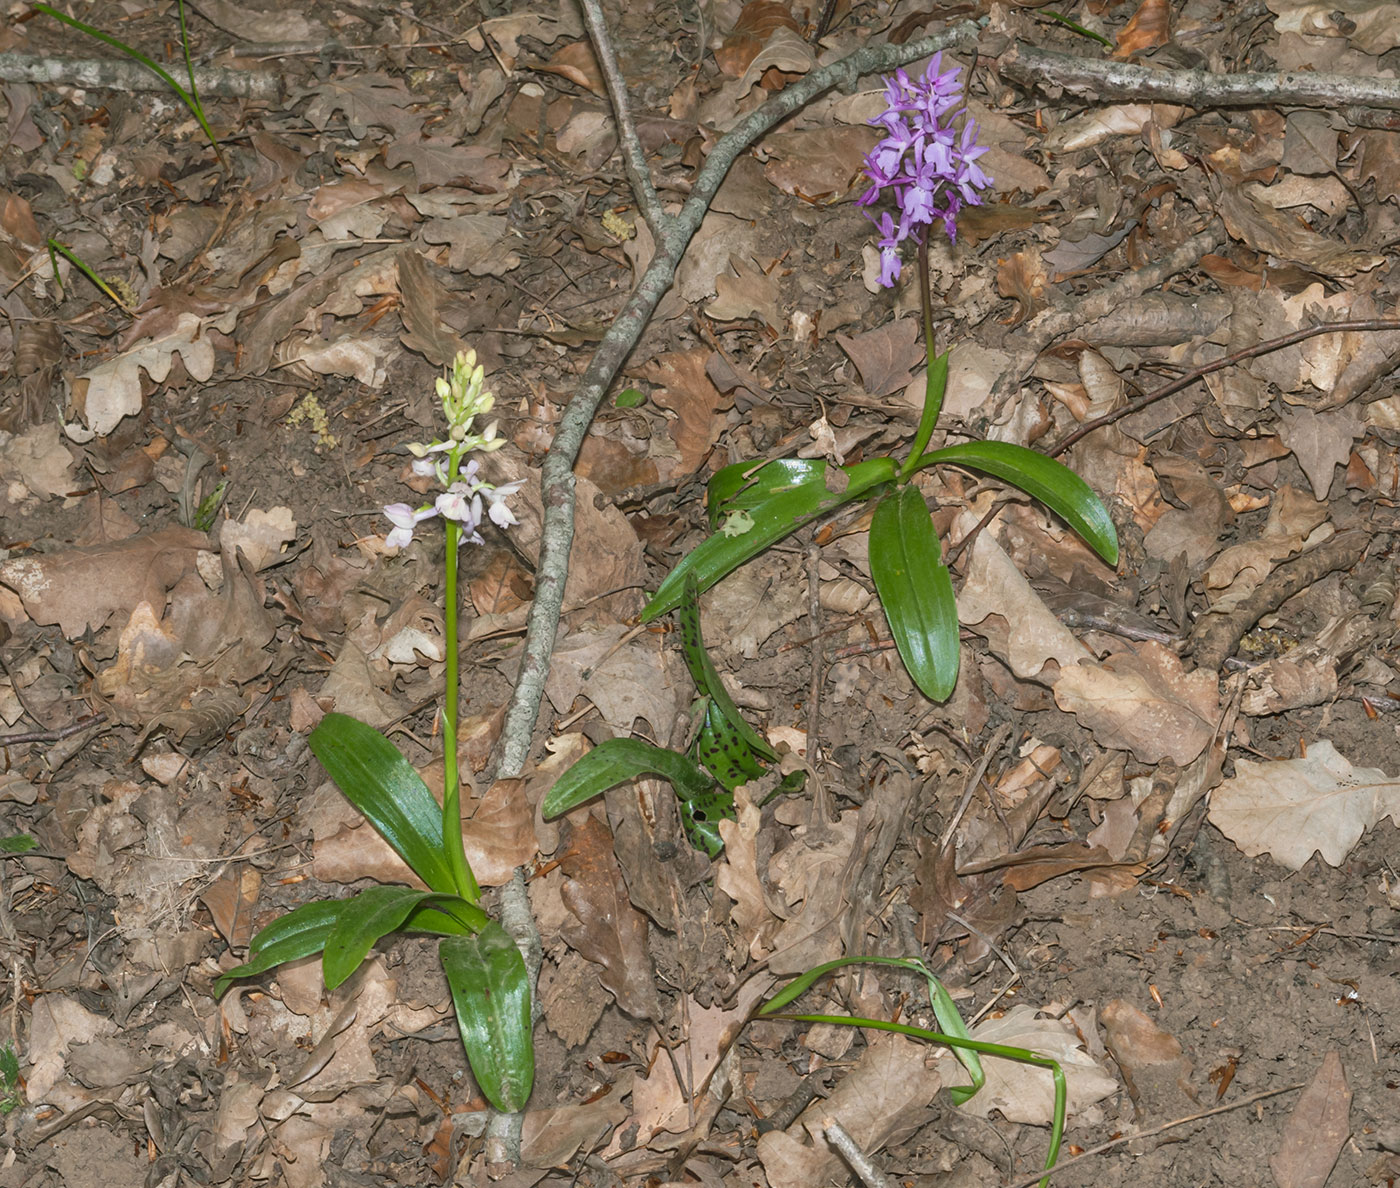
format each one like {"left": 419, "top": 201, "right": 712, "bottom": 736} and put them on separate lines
{"left": 46, "top": 239, "right": 131, "bottom": 313}
{"left": 441, "top": 446, "right": 479, "bottom": 905}
{"left": 900, "top": 233, "right": 945, "bottom": 479}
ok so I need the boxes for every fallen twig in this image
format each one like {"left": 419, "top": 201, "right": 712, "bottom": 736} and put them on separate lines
{"left": 1188, "top": 529, "right": 1371, "bottom": 671}
{"left": 0, "top": 51, "right": 281, "bottom": 101}
{"left": 824, "top": 1116, "right": 898, "bottom": 1188}
{"left": 0, "top": 713, "right": 106, "bottom": 747}
{"left": 1000, "top": 42, "right": 1400, "bottom": 128}
{"left": 1049, "top": 318, "right": 1400, "bottom": 457}
{"left": 988, "top": 224, "right": 1223, "bottom": 417}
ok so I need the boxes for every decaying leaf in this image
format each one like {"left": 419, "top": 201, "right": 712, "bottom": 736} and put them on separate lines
{"left": 0, "top": 527, "right": 207, "bottom": 637}
{"left": 757, "top": 1029, "right": 944, "bottom": 1188}
{"left": 1269, "top": 1049, "right": 1351, "bottom": 1188}
{"left": 74, "top": 315, "right": 215, "bottom": 438}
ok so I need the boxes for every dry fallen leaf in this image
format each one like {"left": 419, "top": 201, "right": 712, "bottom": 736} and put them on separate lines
{"left": 560, "top": 815, "right": 661, "bottom": 1020}
{"left": 1114, "top": 0, "right": 1173, "bottom": 57}
{"left": 837, "top": 317, "right": 925, "bottom": 398}
{"left": 757, "top": 1029, "right": 944, "bottom": 1188}
{"left": 1269, "top": 1049, "right": 1350, "bottom": 1188}
{"left": 1208, "top": 740, "right": 1400, "bottom": 870}
{"left": 936, "top": 1005, "right": 1120, "bottom": 1124}
{"left": 0, "top": 526, "right": 208, "bottom": 637}
{"left": 1052, "top": 641, "right": 1220, "bottom": 766}
{"left": 75, "top": 313, "right": 216, "bottom": 437}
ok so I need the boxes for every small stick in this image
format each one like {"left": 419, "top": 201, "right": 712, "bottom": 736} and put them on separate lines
{"left": 805, "top": 544, "right": 824, "bottom": 767}
{"left": 0, "top": 713, "right": 107, "bottom": 747}
{"left": 1000, "top": 1081, "right": 1307, "bottom": 1188}
{"left": 988, "top": 225, "right": 1222, "bottom": 417}
{"left": 0, "top": 51, "right": 281, "bottom": 100}
{"left": 823, "top": 1117, "right": 898, "bottom": 1188}
{"left": 576, "top": 0, "right": 666, "bottom": 235}
{"left": 1049, "top": 318, "right": 1400, "bottom": 458}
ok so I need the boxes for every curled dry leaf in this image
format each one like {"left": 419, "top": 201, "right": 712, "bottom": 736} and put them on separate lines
{"left": 715, "top": 0, "right": 803, "bottom": 76}
{"left": 1100, "top": 998, "right": 1196, "bottom": 1111}
{"left": 715, "top": 787, "right": 778, "bottom": 960}
{"left": 1113, "top": 0, "right": 1173, "bottom": 57}
{"left": 1214, "top": 180, "right": 1385, "bottom": 276}
{"left": 996, "top": 247, "right": 1048, "bottom": 324}
{"left": 819, "top": 576, "right": 872, "bottom": 614}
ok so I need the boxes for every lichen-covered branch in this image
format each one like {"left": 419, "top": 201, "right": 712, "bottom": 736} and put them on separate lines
{"left": 1000, "top": 42, "right": 1400, "bottom": 127}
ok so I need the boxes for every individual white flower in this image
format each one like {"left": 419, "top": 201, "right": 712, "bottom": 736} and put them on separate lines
{"left": 434, "top": 483, "right": 485, "bottom": 542}
{"left": 484, "top": 479, "right": 525, "bottom": 527}
{"left": 383, "top": 502, "right": 436, "bottom": 550}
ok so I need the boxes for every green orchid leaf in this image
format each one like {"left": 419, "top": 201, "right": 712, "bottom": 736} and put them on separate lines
{"left": 402, "top": 899, "right": 486, "bottom": 937}
{"left": 917, "top": 441, "right": 1119, "bottom": 566}
{"left": 542, "top": 738, "right": 714, "bottom": 819}
{"left": 676, "top": 575, "right": 775, "bottom": 762}
{"left": 707, "top": 458, "right": 827, "bottom": 524}
{"left": 692, "top": 701, "right": 768, "bottom": 791}
{"left": 322, "top": 886, "right": 459, "bottom": 989}
{"left": 441, "top": 923, "right": 534, "bottom": 1112}
{"left": 927, "top": 966, "right": 985, "bottom": 1105}
{"left": 644, "top": 456, "right": 899, "bottom": 621}
{"left": 678, "top": 787, "right": 735, "bottom": 857}
{"left": 214, "top": 899, "right": 345, "bottom": 996}
{"left": 309, "top": 713, "right": 456, "bottom": 894}
{"left": 760, "top": 954, "right": 934, "bottom": 1015}
{"left": 905, "top": 348, "right": 950, "bottom": 475}
{"left": 764, "top": 769, "right": 807, "bottom": 804}
{"left": 869, "top": 487, "right": 960, "bottom": 702}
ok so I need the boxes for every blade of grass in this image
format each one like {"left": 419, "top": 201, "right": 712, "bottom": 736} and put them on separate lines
{"left": 47, "top": 240, "right": 131, "bottom": 313}
{"left": 33, "top": 2, "right": 226, "bottom": 169}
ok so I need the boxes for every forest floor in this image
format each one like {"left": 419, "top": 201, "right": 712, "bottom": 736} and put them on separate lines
{"left": 1, "top": 0, "right": 1400, "bottom": 1186}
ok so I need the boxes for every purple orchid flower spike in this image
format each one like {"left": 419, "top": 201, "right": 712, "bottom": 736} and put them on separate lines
{"left": 860, "top": 54, "right": 993, "bottom": 287}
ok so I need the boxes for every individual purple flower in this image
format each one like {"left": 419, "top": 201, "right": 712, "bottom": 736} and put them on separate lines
{"left": 860, "top": 54, "right": 993, "bottom": 288}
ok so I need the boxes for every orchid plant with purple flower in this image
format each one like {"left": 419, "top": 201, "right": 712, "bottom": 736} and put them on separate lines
{"left": 217, "top": 349, "right": 534, "bottom": 1117}
{"left": 856, "top": 54, "right": 992, "bottom": 286}
{"left": 638, "top": 58, "right": 1118, "bottom": 710}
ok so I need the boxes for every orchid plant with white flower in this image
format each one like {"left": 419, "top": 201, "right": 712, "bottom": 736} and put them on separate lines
{"left": 218, "top": 350, "right": 535, "bottom": 1117}
{"left": 383, "top": 350, "right": 524, "bottom": 550}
